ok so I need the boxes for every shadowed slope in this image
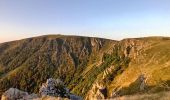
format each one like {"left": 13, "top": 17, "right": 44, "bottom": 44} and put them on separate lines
{"left": 0, "top": 35, "right": 170, "bottom": 100}
{"left": 0, "top": 35, "right": 116, "bottom": 97}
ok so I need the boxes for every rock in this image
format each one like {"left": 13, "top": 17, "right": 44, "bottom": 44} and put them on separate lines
{"left": 33, "top": 96, "right": 70, "bottom": 100}
{"left": 39, "top": 78, "right": 82, "bottom": 100}
{"left": 1, "top": 78, "right": 82, "bottom": 100}
{"left": 1, "top": 88, "right": 38, "bottom": 100}
{"left": 39, "top": 78, "right": 70, "bottom": 98}
{"left": 85, "top": 65, "right": 115, "bottom": 100}
{"left": 70, "top": 94, "right": 82, "bottom": 100}
{"left": 139, "top": 74, "right": 146, "bottom": 91}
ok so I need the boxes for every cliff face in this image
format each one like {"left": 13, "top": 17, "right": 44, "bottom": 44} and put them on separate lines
{"left": 0, "top": 35, "right": 170, "bottom": 99}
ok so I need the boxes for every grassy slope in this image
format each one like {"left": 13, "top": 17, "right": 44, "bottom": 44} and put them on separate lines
{"left": 0, "top": 35, "right": 116, "bottom": 97}
{"left": 108, "top": 37, "right": 170, "bottom": 97}
{"left": 0, "top": 35, "right": 170, "bottom": 99}
{"left": 112, "top": 91, "right": 170, "bottom": 100}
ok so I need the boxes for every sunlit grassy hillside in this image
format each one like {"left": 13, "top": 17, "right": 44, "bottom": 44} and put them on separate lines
{"left": 0, "top": 35, "right": 170, "bottom": 100}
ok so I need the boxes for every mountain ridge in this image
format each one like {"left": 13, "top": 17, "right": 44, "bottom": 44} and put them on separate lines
{"left": 1, "top": 34, "right": 169, "bottom": 44}
{"left": 0, "top": 35, "right": 170, "bottom": 99}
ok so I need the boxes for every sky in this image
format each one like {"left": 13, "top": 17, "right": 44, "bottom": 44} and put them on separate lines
{"left": 0, "top": 0, "right": 170, "bottom": 43}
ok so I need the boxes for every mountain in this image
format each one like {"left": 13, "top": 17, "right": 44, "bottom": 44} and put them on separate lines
{"left": 0, "top": 35, "right": 170, "bottom": 99}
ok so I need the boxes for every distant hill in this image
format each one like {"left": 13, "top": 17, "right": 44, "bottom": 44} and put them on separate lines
{"left": 0, "top": 35, "right": 170, "bottom": 99}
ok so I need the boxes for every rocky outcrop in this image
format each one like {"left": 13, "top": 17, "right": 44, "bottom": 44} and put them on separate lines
{"left": 1, "top": 88, "right": 38, "bottom": 100}
{"left": 85, "top": 65, "right": 115, "bottom": 100}
{"left": 39, "top": 78, "right": 70, "bottom": 97}
{"left": 139, "top": 74, "right": 147, "bottom": 91}
{"left": 85, "top": 82, "right": 105, "bottom": 100}
{"left": 39, "top": 78, "right": 82, "bottom": 100}
{"left": 1, "top": 78, "right": 82, "bottom": 100}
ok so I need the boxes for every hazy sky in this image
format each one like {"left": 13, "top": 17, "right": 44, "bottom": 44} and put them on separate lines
{"left": 0, "top": 0, "right": 170, "bottom": 43}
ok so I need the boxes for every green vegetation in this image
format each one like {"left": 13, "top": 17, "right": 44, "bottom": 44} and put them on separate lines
{"left": 69, "top": 44, "right": 131, "bottom": 97}
{"left": 0, "top": 35, "right": 170, "bottom": 99}
{"left": 0, "top": 35, "right": 115, "bottom": 96}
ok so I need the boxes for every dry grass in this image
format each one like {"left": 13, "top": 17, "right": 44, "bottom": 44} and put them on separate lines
{"left": 112, "top": 91, "right": 170, "bottom": 100}
{"left": 108, "top": 38, "right": 170, "bottom": 97}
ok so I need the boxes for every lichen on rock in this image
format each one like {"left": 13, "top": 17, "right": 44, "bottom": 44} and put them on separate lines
{"left": 39, "top": 78, "right": 70, "bottom": 98}
{"left": 1, "top": 78, "right": 82, "bottom": 100}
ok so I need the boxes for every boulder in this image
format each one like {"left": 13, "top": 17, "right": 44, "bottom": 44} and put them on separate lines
{"left": 1, "top": 78, "right": 81, "bottom": 100}
{"left": 1, "top": 88, "right": 38, "bottom": 100}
